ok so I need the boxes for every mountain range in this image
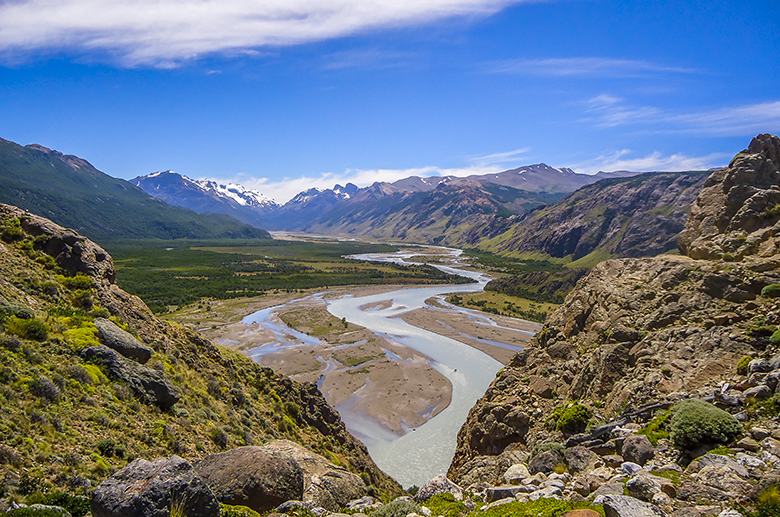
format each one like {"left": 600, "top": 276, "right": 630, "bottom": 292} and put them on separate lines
{"left": 0, "top": 138, "right": 270, "bottom": 242}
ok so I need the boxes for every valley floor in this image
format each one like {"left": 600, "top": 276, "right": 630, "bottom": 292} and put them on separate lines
{"left": 167, "top": 282, "right": 540, "bottom": 438}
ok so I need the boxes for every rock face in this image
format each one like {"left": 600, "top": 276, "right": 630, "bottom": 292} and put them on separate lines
{"left": 194, "top": 446, "right": 304, "bottom": 513}
{"left": 80, "top": 345, "right": 180, "bottom": 409}
{"left": 94, "top": 317, "right": 153, "bottom": 363}
{"left": 680, "top": 134, "right": 780, "bottom": 260}
{"left": 448, "top": 134, "right": 780, "bottom": 512}
{"left": 91, "top": 456, "right": 219, "bottom": 517}
{"left": 261, "top": 440, "right": 367, "bottom": 512}
{"left": 486, "top": 171, "right": 708, "bottom": 260}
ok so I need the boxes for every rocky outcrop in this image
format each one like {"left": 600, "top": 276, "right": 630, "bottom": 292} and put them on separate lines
{"left": 486, "top": 171, "right": 708, "bottom": 261}
{"left": 680, "top": 134, "right": 780, "bottom": 260}
{"left": 80, "top": 345, "right": 180, "bottom": 409}
{"left": 261, "top": 440, "right": 367, "bottom": 511}
{"left": 94, "top": 317, "right": 153, "bottom": 363}
{"left": 448, "top": 135, "right": 780, "bottom": 514}
{"left": 91, "top": 456, "right": 219, "bottom": 517}
{"left": 194, "top": 446, "right": 304, "bottom": 513}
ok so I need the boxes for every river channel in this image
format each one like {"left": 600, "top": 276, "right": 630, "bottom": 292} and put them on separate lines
{"left": 244, "top": 247, "right": 523, "bottom": 487}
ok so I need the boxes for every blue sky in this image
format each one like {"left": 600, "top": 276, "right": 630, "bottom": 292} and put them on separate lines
{"left": 1, "top": 0, "right": 778, "bottom": 202}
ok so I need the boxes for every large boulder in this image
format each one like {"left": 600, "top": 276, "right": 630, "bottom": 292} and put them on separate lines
{"left": 564, "top": 446, "right": 601, "bottom": 474}
{"left": 261, "top": 440, "right": 366, "bottom": 511}
{"left": 94, "top": 317, "right": 153, "bottom": 363}
{"left": 595, "top": 494, "right": 667, "bottom": 517}
{"left": 91, "top": 456, "right": 218, "bottom": 517}
{"left": 528, "top": 449, "right": 565, "bottom": 475}
{"left": 413, "top": 474, "right": 464, "bottom": 503}
{"left": 195, "top": 446, "right": 304, "bottom": 513}
{"left": 80, "top": 345, "right": 180, "bottom": 409}
{"left": 621, "top": 434, "right": 655, "bottom": 466}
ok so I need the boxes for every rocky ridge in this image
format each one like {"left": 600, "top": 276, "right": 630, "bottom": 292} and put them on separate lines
{"left": 0, "top": 203, "right": 400, "bottom": 513}
{"left": 445, "top": 135, "right": 780, "bottom": 516}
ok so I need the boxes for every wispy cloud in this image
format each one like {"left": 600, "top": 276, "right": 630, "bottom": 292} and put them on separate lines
{"left": 568, "top": 149, "right": 728, "bottom": 175}
{"left": 466, "top": 147, "right": 531, "bottom": 166}
{"left": 582, "top": 96, "right": 780, "bottom": 136}
{"left": 0, "top": 0, "right": 528, "bottom": 67}
{"left": 487, "top": 57, "right": 698, "bottom": 77}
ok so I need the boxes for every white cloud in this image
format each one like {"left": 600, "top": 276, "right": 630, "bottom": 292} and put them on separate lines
{"left": 582, "top": 96, "right": 780, "bottom": 135}
{"left": 569, "top": 149, "right": 728, "bottom": 175}
{"left": 466, "top": 147, "right": 531, "bottom": 165}
{"left": 225, "top": 160, "right": 518, "bottom": 203}
{"left": 0, "top": 0, "right": 528, "bottom": 66}
{"left": 487, "top": 57, "right": 698, "bottom": 77}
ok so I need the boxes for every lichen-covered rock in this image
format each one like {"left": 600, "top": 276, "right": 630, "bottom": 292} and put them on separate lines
{"left": 528, "top": 449, "right": 565, "bottom": 475}
{"left": 595, "top": 494, "right": 667, "bottom": 517}
{"left": 195, "top": 446, "right": 304, "bottom": 514}
{"left": 261, "top": 440, "right": 366, "bottom": 512}
{"left": 80, "top": 345, "right": 180, "bottom": 409}
{"left": 94, "top": 317, "right": 153, "bottom": 363}
{"left": 413, "top": 474, "right": 463, "bottom": 503}
{"left": 91, "top": 456, "right": 218, "bottom": 517}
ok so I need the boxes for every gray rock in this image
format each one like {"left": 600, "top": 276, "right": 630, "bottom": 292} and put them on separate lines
{"left": 719, "top": 509, "right": 745, "bottom": 517}
{"left": 751, "top": 427, "right": 771, "bottom": 441}
{"left": 565, "top": 446, "right": 601, "bottom": 474}
{"left": 622, "top": 434, "right": 655, "bottom": 466}
{"left": 625, "top": 472, "right": 677, "bottom": 502}
{"left": 80, "top": 345, "right": 179, "bottom": 409}
{"left": 262, "top": 440, "right": 366, "bottom": 511}
{"left": 528, "top": 485, "right": 562, "bottom": 501}
{"left": 748, "top": 358, "right": 772, "bottom": 374}
{"left": 485, "top": 485, "right": 524, "bottom": 502}
{"left": 735, "top": 437, "right": 760, "bottom": 452}
{"left": 595, "top": 494, "right": 667, "bottom": 517}
{"left": 621, "top": 462, "right": 643, "bottom": 475}
{"left": 503, "top": 463, "right": 531, "bottom": 485}
{"left": 765, "top": 372, "right": 780, "bottom": 391}
{"left": 91, "top": 456, "right": 218, "bottom": 517}
{"left": 743, "top": 385, "right": 772, "bottom": 399}
{"left": 693, "top": 465, "right": 755, "bottom": 499}
{"left": 529, "top": 449, "right": 565, "bottom": 475}
{"left": 346, "top": 496, "right": 381, "bottom": 512}
{"left": 685, "top": 454, "right": 749, "bottom": 479}
{"left": 603, "top": 455, "right": 624, "bottom": 468}
{"left": 94, "top": 317, "right": 152, "bottom": 363}
{"left": 413, "top": 474, "right": 463, "bottom": 503}
{"left": 195, "top": 446, "right": 303, "bottom": 513}
{"left": 589, "top": 483, "right": 626, "bottom": 499}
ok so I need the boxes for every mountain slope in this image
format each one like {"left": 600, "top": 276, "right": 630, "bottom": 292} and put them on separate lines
{"left": 303, "top": 179, "right": 564, "bottom": 245}
{"left": 0, "top": 138, "right": 271, "bottom": 241}
{"left": 131, "top": 171, "right": 279, "bottom": 229}
{"left": 448, "top": 135, "right": 780, "bottom": 502}
{"left": 480, "top": 171, "right": 709, "bottom": 264}
{"left": 464, "top": 163, "right": 637, "bottom": 193}
{"left": 0, "top": 203, "right": 398, "bottom": 499}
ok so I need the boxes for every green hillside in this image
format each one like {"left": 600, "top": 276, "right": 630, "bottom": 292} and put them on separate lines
{"left": 0, "top": 138, "right": 270, "bottom": 242}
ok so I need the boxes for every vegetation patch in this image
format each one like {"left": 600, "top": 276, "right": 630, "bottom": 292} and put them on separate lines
{"left": 669, "top": 399, "right": 742, "bottom": 450}
{"left": 446, "top": 291, "right": 557, "bottom": 323}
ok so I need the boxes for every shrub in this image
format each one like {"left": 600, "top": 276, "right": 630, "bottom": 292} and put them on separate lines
{"left": 639, "top": 410, "right": 671, "bottom": 446}
{"left": 757, "top": 484, "right": 780, "bottom": 517}
{"left": 771, "top": 331, "right": 780, "bottom": 345}
{"left": 555, "top": 404, "right": 592, "bottom": 434}
{"left": 210, "top": 427, "right": 229, "bottom": 448}
{"left": 737, "top": 355, "right": 753, "bottom": 375}
{"left": 371, "top": 499, "right": 423, "bottom": 517}
{"left": 219, "top": 504, "right": 262, "bottom": 517}
{"left": 57, "top": 274, "right": 95, "bottom": 291}
{"left": 669, "top": 399, "right": 742, "bottom": 450}
{"left": 28, "top": 376, "right": 60, "bottom": 403}
{"left": 424, "top": 493, "right": 470, "bottom": 517}
{"left": 530, "top": 442, "right": 565, "bottom": 459}
{"left": 5, "top": 317, "right": 49, "bottom": 341}
{"left": 25, "top": 492, "right": 91, "bottom": 517}
{"left": 762, "top": 284, "right": 780, "bottom": 298}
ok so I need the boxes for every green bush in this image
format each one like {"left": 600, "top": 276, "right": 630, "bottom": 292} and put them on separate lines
{"left": 762, "top": 284, "right": 780, "bottom": 298}
{"left": 371, "top": 499, "right": 423, "bottom": 517}
{"left": 26, "top": 492, "right": 91, "bottom": 517}
{"left": 669, "top": 399, "right": 742, "bottom": 450}
{"left": 5, "top": 316, "right": 49, "bottom": 341}
{"left": 219, "top": 504, "right": 262, "bottom": 517}
{"left": 771, "top": 331, "right": 780, "bottom": 345}
{"left": 737, "top": 355, "right": 753, "bottom": 375}
{"left": 530, "top": 442, "right": 565, "bottom": 459}
{"left": 638, "top": 410, "right": 670, "bottom": 446}
{"left": 757, "top": 484, "right": 780, "bottom": 517}
{"left": 555, "top": 404, "right": 592, "bottom": 434}
{"left": 57, "top": 274, "right": 95, "bottom": 291}
{"left": 424, "top": 493, "right": 470, "bottom": 517}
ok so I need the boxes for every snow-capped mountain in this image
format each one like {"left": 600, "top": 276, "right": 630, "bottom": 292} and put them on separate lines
{"left": 131, "top": 171, "right": 278, "bottom": 229}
